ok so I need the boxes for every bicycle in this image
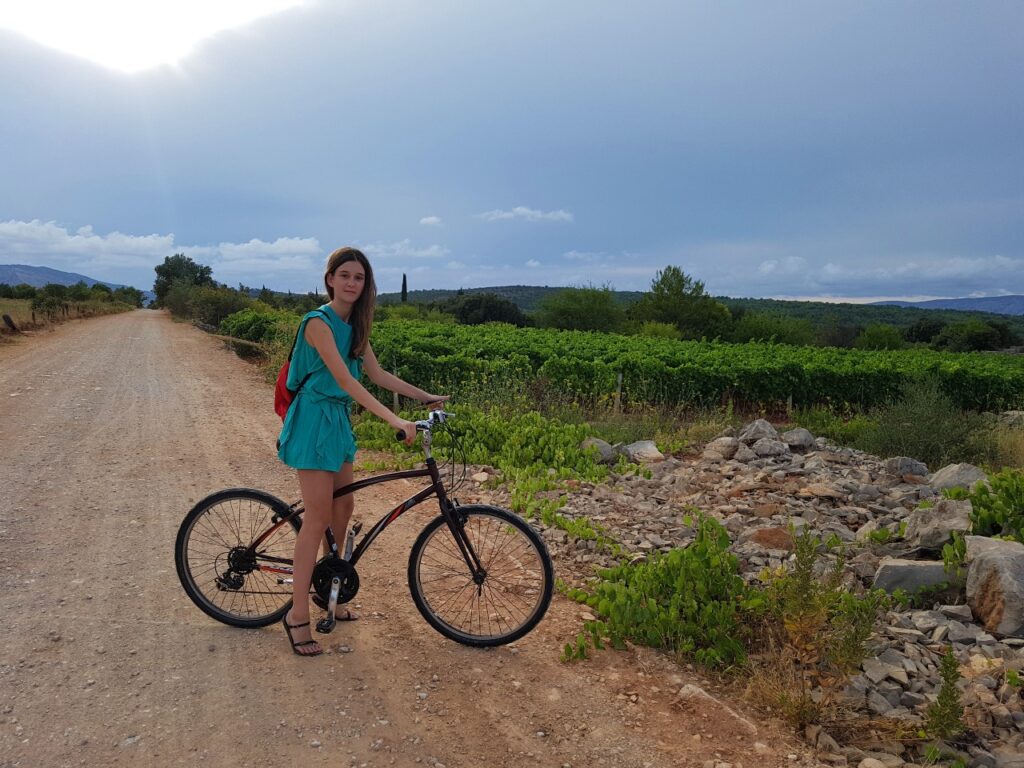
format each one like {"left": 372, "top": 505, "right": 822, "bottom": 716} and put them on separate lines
{"left": 174, "top": 410, "right": 554, "bottom": 646}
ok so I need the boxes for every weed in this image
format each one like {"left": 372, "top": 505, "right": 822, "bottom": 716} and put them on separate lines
{"left": 925, "top": 648, "right": 965, "bottom": 740}
{"left": 564, "top": 514, "right": 754, "bottom": 668}
{"left": 855, "top": 377, "right": 989, "bottom": 468}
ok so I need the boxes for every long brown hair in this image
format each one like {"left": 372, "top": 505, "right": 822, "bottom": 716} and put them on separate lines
{"left": 324, "top": 246, "right": 376, "bottom": 358}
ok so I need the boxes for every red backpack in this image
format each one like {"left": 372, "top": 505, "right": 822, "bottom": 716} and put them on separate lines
{"left": 274, "top": 309, "right": 329, "bottom": 421}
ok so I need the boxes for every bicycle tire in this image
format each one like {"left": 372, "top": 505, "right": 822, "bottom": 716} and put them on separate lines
{"left": 408, "top": 504, "right": 553, "bottom": 647}
{"left": 175, "top": 488, "right": 300, "bottom": 628}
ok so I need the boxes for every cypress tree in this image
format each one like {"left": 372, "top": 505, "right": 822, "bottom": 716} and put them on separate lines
{"left": 401, "top": 274, "right": 408, "bottom": 303}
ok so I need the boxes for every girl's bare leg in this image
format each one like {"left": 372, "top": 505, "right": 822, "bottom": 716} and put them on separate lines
{"left": 321, "top": 462, "right": 355, "bottom": 558}
{"left": 323, "top": 462, "right": 357, "bottom": 618}
{"left": 287, "top": 469, "right": 334, "bottom": 655}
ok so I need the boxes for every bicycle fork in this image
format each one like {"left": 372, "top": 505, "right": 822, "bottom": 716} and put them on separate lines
{"left": 446, "top": 510, "right": 487, "bottom": 593}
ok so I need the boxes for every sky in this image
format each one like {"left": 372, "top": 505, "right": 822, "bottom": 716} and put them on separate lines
{"left": 0, "top": 0, "right": 1022, "bottom": 300}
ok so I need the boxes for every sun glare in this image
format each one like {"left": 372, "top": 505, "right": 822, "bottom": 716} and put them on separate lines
{"left": 0, "top": 0, "right": 306, "bottom": 73}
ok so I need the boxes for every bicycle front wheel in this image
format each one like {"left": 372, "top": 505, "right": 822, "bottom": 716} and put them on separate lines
{"left": 408, "top": 504, "right": 553, "bottom": 647}
{"left": 175, "top": 488, "right": 299, "bottom": 628}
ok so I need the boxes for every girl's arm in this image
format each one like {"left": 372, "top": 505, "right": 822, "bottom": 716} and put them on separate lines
{"left": 304, "top": 320, "right": 416, "bottom": 443}
{"left": 362, "top": 343, "right": 449, "bottom": 405}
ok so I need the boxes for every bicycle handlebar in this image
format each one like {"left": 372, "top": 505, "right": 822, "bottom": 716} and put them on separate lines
{"left": 394, "top": 409, "right": 453, "bottom": 442}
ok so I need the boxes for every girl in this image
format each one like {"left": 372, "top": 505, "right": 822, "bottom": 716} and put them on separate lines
{"left": 278, "top": 246, "right": 448, "bottom": 656}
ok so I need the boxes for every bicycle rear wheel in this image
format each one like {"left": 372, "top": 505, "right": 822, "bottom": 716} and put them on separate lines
{"left": 408, "top": 504, "right": 553, "bottom": 647}
{"left": 175, "top": 488, "right": 299, "bottom": 628}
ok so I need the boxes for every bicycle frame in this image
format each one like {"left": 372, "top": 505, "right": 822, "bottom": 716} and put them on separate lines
{"left": 248, "top": 455, "right": 483, "bottom": 578}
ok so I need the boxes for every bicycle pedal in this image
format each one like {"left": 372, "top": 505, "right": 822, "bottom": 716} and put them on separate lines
{"left": 315, "top": 616, "right": 336, "bottom": 634}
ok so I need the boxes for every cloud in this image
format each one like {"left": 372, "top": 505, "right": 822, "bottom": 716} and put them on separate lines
{"left": 419, "top": 216, "right": 442, "bottom": 226}
{"left": 478, "top": 206, "right": 574, "bottom": 223}
{"left": 525, "top": 259, "right": 540, "bottom": 267}
{"left": 0, "top": 218, "right": 322, "bottom": 289}
{"left": 360, "top": 239, "right": 450, "bottom": 260}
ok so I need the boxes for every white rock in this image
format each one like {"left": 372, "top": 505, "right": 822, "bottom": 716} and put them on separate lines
{"left": 929, "top": 463, "right": 987, "bottom": 491}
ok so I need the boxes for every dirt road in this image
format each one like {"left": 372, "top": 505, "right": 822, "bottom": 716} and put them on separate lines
{"left": 0, "top": 311, "right": 809, "bottom": 768}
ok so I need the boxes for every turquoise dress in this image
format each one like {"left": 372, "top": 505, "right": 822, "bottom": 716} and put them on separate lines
{"left": 277, "top": 305, "right": 362, "bottom": 471}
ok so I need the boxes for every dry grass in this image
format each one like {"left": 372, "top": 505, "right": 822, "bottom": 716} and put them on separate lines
{"left": 992, "top": 424, "right": 1024, "bottom": 470}
{"left": 0, "top": 298, "right": 35, "bottom": 329}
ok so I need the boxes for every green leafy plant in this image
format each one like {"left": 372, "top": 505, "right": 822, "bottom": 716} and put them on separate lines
{"left": 925, "top": 648, "right": 965, "bottom": 740}
{"left": 565, "top": 514, "right": 755, "bottom": 668}
{"left": 942, "top": 532, "right": 967, "bottom": 578}
{"left": 960, "top": 468, "right": 1024, "bottom": 543}
{"left": 752, "top": 528, "right": 890, "bottom": 726}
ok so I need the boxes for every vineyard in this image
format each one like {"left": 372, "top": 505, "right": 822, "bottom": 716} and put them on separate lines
{"left": 218, "top": 311, "right": 1024, "bottom": 411}
{"left": 368, "top": 320, "right": 1024, "bottom": 411}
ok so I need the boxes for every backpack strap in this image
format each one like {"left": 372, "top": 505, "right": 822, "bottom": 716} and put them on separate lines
{"left": 289, "top": 309, "right": 331, "bottom": 396}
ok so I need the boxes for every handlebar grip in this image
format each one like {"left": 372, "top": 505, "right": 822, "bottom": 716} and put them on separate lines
{"left": 395, "top": 430, "right": 406, "bottom": 442}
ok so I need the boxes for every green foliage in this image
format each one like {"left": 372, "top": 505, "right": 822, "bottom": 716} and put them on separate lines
{"left": 792, "top": 406, "right": 875, "bottom": 447}
{"left": 368, "top": 319, "right": 1024, "bottom": 412}
{"left": 566, "top": 514, "right": 753, "bottom": 668}
{"left": 629, "top": 266, "right": 731, "bottom": 340}
{"left": 638, "top": 321, "right": 682, "bottom": 340}
{"left": 932, "top": 319, "right": 1007, "bottom": 352}
{"left": 438, "top": 292, "right": 528, "bottom": 326}
{"left": 188, "top": 285, "right": 254, "bottom": 326}
{"left": 755, "top": 528, "right": 890, "bottom": 726}
{"left": 925, "top": 648, "right": 965, "bottom": 740}
{"left": 1007, "top": 669, "right": 1022, "bottom": 688}
{"left": 731, "top": 312, "right": 816, "bottom": 346}
{"left": 153, "top": 253, "right": 214, "bottom": 306}
{"left": 219, "top": 306, "right": 296, "bottom": 345}
{"left": 956, "top": 468, "right": 1024, "bottom": 543}
{"left": 536, "top": 285, "right": 625, "bottom": 332}
{"left": 855, "top": 377, "right": 990, "bottom": 467}
{"left": 942, "top": 532, "right": 967, "bottom": 578}
{"left": 905, "top": 317, "right": 947, "bottom": 344}
{"left": 854, "top": 323, "right": 905, "bottom": 351}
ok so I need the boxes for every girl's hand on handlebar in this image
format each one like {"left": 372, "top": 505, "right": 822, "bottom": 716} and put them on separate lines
{"left": 394, "top": 418, "right": 417, "bottom": 445}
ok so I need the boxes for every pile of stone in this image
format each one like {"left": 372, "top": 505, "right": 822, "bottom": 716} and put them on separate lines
{"left": 469, "top": 416, "right": 1024, "bottom": 766}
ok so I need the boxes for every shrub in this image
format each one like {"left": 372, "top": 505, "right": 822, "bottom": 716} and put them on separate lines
{"left": 731, "top": 312, "right": 816, "bottom": 346}
{"left": 853, "top": 323, "right": 905, "bottom": 350}
{"left": 189, "top": 285, "right": 254, "bottom": 327}
{"left": 565, "top": 514, "right": 754, "bottom": 668}
{"left": 751, "top": 528, "right": 890, "bottom": 726}
{"left": 638, "top": 321, "right": 682, "bottom": 340}
{"left": 536, "top": 285, "right": 626, "bottom": 333}
{"left": 925, "top": 648, "right": 965, "bottom": 740}
{"left": 854, "top": 377, "right": 988, "bottom": 468}
{"left": 954, "top": 468, "right": 1024, "bottom": 543}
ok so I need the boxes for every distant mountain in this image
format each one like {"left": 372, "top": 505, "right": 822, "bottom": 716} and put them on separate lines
{"left": 0, "top": 263, "right": 155, "bottom": 303}
{"left": 871, "top": 295, "right": 1024, "bottom": 316}
{"left": 1, "top": 263, "right": 123, "bottom": 290}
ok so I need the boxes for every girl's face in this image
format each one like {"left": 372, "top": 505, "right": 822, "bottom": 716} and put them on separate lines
{"left": 328, "top": 260, "right": 366, "bottom": 303}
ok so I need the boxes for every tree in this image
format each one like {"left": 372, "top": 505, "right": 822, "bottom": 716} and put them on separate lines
{"left": 904, "top": 317, "right": 946, "bottom": 344}
{"left": 441, "top": 292, "right": 528, "bottom": 326}
{"left": 629, "top": 266, "right": 731, "bottom": 339}
{"left": 258, "top": 286, "right": 276, "bottom": 306}
{"left": 536, "top": 285, "right": 625, "bottom": 332}
{"left": 932, "top": 319, "right": 1002, "bottom": 352}
{"left": 401, "top": 274, "right": 408, "bottom": 303}
{"left": 731, "top": 312, "right": 816, "bottom": 346}
{"left": 112, "top": 286, "right": 144, "bottom": 307}
{"left": 853, "top": 323, "right": 905, "bottom": 350}
{"left": 67, "top": 281, "right": 91, "bottom": 301}
{"left": 153, "top": 253, "right": 214, "bottom": 306}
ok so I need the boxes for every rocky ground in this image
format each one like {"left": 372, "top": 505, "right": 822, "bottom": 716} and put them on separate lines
{"left": 468, "top": 419, "right": 1024, "bottom": 768}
